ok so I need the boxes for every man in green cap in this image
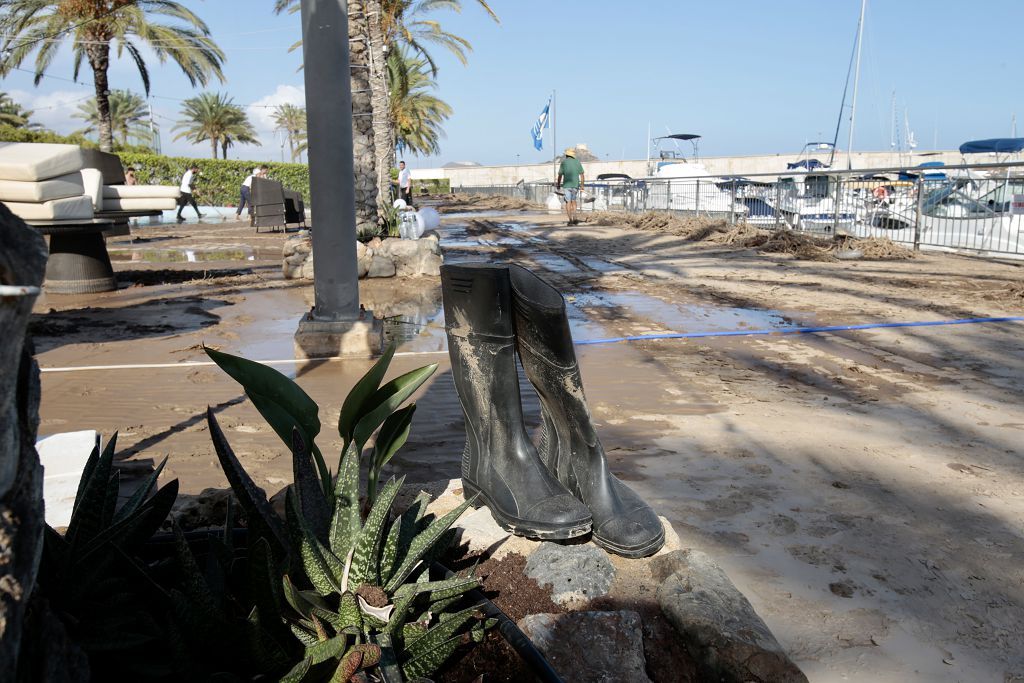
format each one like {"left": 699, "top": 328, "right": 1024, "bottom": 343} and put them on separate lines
{"left": 556, "top": 147, "right": 585, "bottom": 226}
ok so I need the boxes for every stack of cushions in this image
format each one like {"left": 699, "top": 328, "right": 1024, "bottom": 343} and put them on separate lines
{"left": 79, "top": 149, "right": 179, "bottom": 212}
{"left": 0, "top": 143, "right": 94, "bottom": 220}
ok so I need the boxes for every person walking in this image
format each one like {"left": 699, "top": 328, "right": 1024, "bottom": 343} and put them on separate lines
{"left": 398, "top": 160, "right": 414, "bottom": 206}
{"left": 176, "top": 164, "right": 202, "bottom": 221}
{"left": 556, "top": 148, "right": 585, "bottom": 225}
{"left": 236, "top": 166, "right": 258, "bottom": 221}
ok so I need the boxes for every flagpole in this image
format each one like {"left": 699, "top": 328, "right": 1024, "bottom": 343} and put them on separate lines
{"left": 551, "top": 89, "right": 557, "bottom": 181}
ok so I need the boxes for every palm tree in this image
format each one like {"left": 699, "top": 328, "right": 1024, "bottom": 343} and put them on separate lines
{"left": 272, "top": 104, "right": 307, "bottom": 163}
{"left": 388, "top": 49, "right": 452, "bottom": 157}
{"left": 0, "top": 1, "right": 225, "bottom": 152}
{"left": 74, "top": 90, "right": 153, "bottom": 147}
{"left": 173, "top": 93, "right": 259, "bottom": 160}
{"left": 275, "top": 0, "right": 497, "bottom": 214}
{"left": 0, "top": 92, "right": 38, "bottom": 128}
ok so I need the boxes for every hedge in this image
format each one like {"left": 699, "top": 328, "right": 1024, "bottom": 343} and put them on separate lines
{"left": 1, "top": 125, "right": 449, "bottom": 206}
{"left": 118, "top": 153, "right": 311, "bottom": 207}
{"left": 0, "top": 124, "right": 153, "bottom": 154}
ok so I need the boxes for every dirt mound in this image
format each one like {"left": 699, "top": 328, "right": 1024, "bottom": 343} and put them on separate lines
{"left": 584, "top": 211, "right": 917, "bottom": 261}
{"left": 583, "top": 211, "right": 732, "bottom": 240}
{"left": 439, "top": 193, "right": 537, "bottom": 214}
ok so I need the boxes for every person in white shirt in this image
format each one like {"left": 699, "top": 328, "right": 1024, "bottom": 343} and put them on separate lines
{"left": 236, "top": 166, "right": 260, "bottom": 220}
{"left": 398, "top": 160, "right": 413, "bottom": 206}
{"left": 176, "top": 164, "right": 202, "bottom": 221}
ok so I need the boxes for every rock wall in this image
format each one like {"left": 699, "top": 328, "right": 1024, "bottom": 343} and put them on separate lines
{"left": 283, "top": 232, "right": 442, "bottom": 280}
{"left": 0, "top": 203, "right": 48, "bottom": 678}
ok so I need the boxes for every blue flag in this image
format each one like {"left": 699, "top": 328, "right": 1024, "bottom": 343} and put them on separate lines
{"left": 531, "top": 98, "right": 550, "bottom": 151}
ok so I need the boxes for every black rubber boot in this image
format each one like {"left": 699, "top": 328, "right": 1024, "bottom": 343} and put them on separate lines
{"left": 442, "top": 263, "right": 592, "bottom": 540}
{"left": 509, "top": 265, "right": 665, "bottom": 558}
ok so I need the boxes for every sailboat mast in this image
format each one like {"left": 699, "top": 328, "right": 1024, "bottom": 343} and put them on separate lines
{"left": 551, "top": 90, "right": 557, "bottom": 181}
{"left": 846, "top": 0, "right": 866, "bottom": 169}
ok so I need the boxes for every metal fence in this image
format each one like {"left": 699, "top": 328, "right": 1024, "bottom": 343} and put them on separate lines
{"left": 455, "top": 161, "right": 1024, "bottom": 259}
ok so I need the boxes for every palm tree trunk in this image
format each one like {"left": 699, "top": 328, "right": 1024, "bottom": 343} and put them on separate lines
{"left": 348, "top": 0, "right": 380, "bottom": 233}
{"left": 85, "top": 43, "right": 114, "bottom": 153}
{"left": 367, "top": 0, "right": 395, "bottom": 209}
{"left": 212, "top": 137, "right": 218, "bottom": 160}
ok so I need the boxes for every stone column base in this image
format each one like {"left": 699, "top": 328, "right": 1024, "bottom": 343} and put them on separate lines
{"left": 294, "top": 312, "right": 384, "bottom": 359}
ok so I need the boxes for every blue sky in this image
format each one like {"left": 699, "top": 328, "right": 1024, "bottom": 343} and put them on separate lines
{"left": 3, "top": 1, "right": 1022, "bottom": 166}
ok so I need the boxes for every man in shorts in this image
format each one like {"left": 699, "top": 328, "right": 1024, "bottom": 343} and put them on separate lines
{"left": 556, "top": 148, "right": 585, "bottom": 225}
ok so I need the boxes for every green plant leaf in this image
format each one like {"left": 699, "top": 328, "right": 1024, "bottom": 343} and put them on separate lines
{"left": 81, "top": 479, "right": 179, "bottom": 559}
{"left": 205, "top": 345, "right": 321, "bottom": 445}
{"left": 403, "top": 603, "right": 481, "bottom": 667}
{"left": 348, "top": 476, "right": 405, "bottom": 587}
{"left": 207, "top": 408, "right": 288, "bottom": 553}
{"left": 337, "top": 591, "right": 362, "bottom": 632}
{"left": 250, "top": 537, "right": 285, "bottom": 627}
{"left": 352, "top": 364, "right": 438, "bottom": 451}
{"left": 289, "top": 624, "right": 319, "bottom": 647}
{"left": 384, "top": 497, "right": 474, "bottom": 593}
{"left": 331, "top": 648, "right": 364, "bottom": 682}
{"left": 337, "top": 343, "right": 397, "bottom": 445}
{"left": 395, "top": 575, "right": 479, "bottom": 604}
{"left": 383, "top": 491, "right": 431, "bottom": 587}
{"left": 111, "top": 456, "right": 166, "bottom": 525}
{"left": 368, "top": 404, "right": 416, "bottom": 504}
{"left": 249, "top": 391, "right": 332, "bottom": 500}
{"left": 280, "top": 656, "right": 312, "bottom": 683}
{"left": 287, "top": 488, "right": 342, "bottom": 596}
{"left": 282, "top": 574, "right": 329, "bottom": 620}
{"left": 306, "top": 633, "right": 347, "bottom": 665}
{"left": 401, "top": 632, "right": 468, "bottom": 680}
{"left": 291, "top": 427, "right": 331, "bottom": 543}
{"left": 329, "top": 442, "right": 361, "bottom": 558}
{"left": 66, "top": 432, "right": 117, "bottom": 550}
{"left": 72, "top": 434, "right": 102, "bottom": 516}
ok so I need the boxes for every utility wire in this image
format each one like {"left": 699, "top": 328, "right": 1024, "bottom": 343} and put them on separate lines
{"left": 1, "top": 4, "right": 129, "bottom": 53}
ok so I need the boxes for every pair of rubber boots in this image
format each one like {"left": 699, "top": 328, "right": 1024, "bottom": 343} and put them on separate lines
{"left": 441, "top": 263, "right": 664, "bottom": 558}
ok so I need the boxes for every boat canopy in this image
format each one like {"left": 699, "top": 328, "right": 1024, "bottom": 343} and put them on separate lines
{"left": 787, "top": 159, "right": 828, "bottom": 170}
{"left": 959, "top": 138, "right": 1024, "bottom": 154}
{"left": 655, "top": 133, "right": 701, "bottom": 141}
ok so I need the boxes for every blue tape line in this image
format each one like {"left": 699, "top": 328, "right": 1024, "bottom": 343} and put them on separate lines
{"left": 574, "top": 316, "right": 1024, "bottom": 346}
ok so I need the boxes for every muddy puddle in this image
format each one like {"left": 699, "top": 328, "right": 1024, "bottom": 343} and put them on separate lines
{"left": 107, "top": 246, "right": 280, "bottom": 263}
{"left": 571, "top": 290, "right": 808, "bottom": 335}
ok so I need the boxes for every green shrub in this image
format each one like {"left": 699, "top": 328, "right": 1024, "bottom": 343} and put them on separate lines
{"left": 0, "top": 123, "right": 97, "bottom": 147}
{"left": 118, "top": 153, "right": 310, "bottom": 207}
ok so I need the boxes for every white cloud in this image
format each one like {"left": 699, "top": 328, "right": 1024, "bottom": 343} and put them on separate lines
{"left": 10, "top": 88, "right": 93, "bottom": 134}
{"left": 247, "top": 84, "right": 305, "bottom": 141}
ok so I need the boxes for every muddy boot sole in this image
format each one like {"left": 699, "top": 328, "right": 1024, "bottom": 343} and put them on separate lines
{"left": 463, "top": 479, "right": 591, "bottom": 541}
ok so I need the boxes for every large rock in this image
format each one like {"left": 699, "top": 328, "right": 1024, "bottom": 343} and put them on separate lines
{"left": 655, "top": 549, "right": 808, "bottom": 683}
{"left": 0, "top": 203, "right": 48, "bottom": 678}
{"left": 367, "top": 254, "right": 396, "bottom": 278}
{"left": 519, "top": 610, "right": 652, "bottom": 683}
{"left": 524, "top": 543, "right": 616, "bottom": 605}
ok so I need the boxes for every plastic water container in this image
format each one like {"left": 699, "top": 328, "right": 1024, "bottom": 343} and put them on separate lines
{"left": 545, "top": 193, "right": 562, "bottom": 213}
{"left": 398, "top": 211, "right": 425, "bottom": 239}
{"left": 393, "top": 198, "right": 407, "bottom": 210}
{"left": 417, "top": 206, "right": 440, "bottom": 230}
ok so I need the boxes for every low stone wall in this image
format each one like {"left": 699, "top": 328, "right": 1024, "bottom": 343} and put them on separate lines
{"left": 282, "top": 231, "right": 443, "bottom": 280}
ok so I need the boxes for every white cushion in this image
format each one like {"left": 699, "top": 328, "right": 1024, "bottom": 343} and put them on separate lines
{"left": 3, "top": 195, "right": 94, "bottom": 220}
{"left": 0, "top": 142, "right": 84, "bottom": 182}
{"left": 0, "top": 172, "right": 85, "bottom": 202}
{"left": 102, "top": 196, "right": 178, "bottom": 211}
{"left": 80, "top": 168, "right": 103, "bottom": 210}
{"left": 103, "top": 184, "right": 180, "bottom": 199}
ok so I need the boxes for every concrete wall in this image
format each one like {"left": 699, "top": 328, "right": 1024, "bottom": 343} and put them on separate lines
{"left": 411, "top": 150, "right": 965, "bottom": 187}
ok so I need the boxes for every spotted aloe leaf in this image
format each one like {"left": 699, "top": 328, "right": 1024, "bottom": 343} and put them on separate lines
{"left": 382, "top": 491, "right": 430, "bottom": 586}
{"left": 332, "top": 648, "right": 364, "bottom": 682}
{"left": 401, "top": 604, "right": 482, "bottom": 679}
{"left": 287, "top": 488, "right": 342, "bottom": 596}
{"left": 338, "top": 591, "right": 362, "bottom": 632}
{"left": 348, "top": 476, "right": 405, "bottom": 587}
{"left": 207, "top": 409, "right": 287, "bottom": 554}
{"left": 65, "top": 433, "right": 117, "bottom": 551}
{"left": 306, "top": 633, "right": 348, "bottom": 665}
{"left": 291, "top": 427, "right": 331, "bottom": 543}
{"left": 384, "top": 497, "right": 473, "bottom": 592}
{"left": 282, "top": 574, "right": 330, "bottom": 620}
{"left": 280, "top": 655, "right": 312, "bottom": 683}
{"left": 329, "top": 442, "right": 362, "bottom": 559}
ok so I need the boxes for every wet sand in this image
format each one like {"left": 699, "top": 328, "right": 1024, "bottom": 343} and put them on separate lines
{"left": 32, "top": 209, "right": 1024, "bottom": 682}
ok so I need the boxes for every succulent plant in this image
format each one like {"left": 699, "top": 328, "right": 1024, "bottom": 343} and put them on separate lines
{"left": 205, "top": 344, "right": 495, "bottom": 681}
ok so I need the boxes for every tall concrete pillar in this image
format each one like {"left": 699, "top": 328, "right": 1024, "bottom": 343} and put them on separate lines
{"left": 295, "top": 0, "right": 382, "bottom": 357}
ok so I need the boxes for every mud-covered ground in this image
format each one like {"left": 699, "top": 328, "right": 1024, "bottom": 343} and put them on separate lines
{"left": 31, "top": 208, "right": 1024, "bottom": 682}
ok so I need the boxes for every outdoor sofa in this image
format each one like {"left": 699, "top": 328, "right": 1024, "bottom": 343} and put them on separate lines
{"left": 0, "top": 143, "right": 179, "bottom": 293}
{"left": 251, "top": 175, "right": 306, "bottom": 232}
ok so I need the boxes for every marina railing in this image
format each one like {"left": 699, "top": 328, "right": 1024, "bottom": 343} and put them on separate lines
{"left": 454, "top": 161, "right": 1024, "bottom": 259}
